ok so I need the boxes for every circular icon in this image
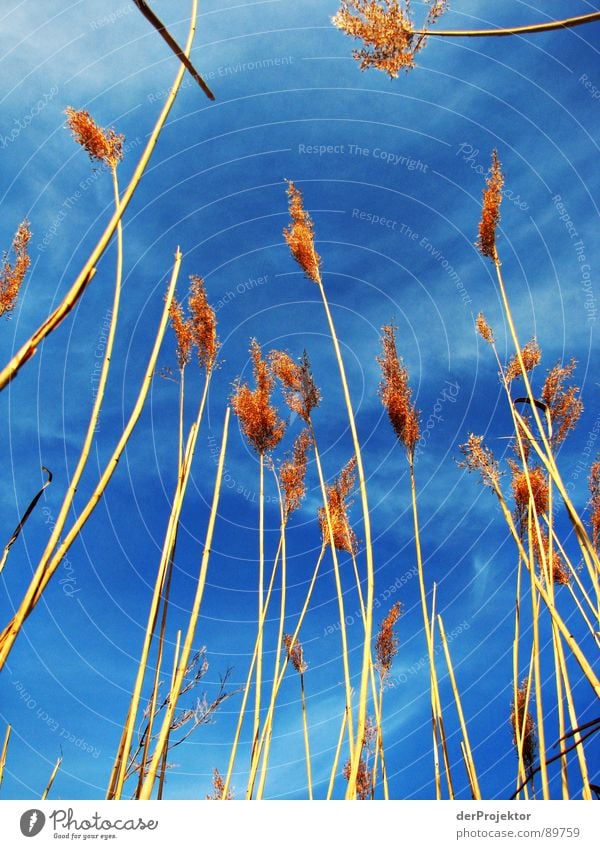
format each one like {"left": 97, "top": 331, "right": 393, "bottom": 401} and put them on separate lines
{"left": 19, "top": 810, "right": 46, "bottom": 837}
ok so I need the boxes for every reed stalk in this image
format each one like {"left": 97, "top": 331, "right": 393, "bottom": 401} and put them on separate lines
{"left": 139, "top": 407, "right": 230, "bottom": 799}
{"left": 0, "top": 725, "right": 10, "bottom": 790}
{"left": 41, "top": 754, "right": 62, "bottom": 800}
{"left": 108, "top": 366, "right": 211, "bottom": 799}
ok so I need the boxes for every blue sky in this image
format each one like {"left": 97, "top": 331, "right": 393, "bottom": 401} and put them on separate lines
{"left": 0, "top": 1, "right": 598, "bottom": 800}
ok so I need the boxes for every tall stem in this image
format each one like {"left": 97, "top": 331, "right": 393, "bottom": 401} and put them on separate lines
{"left": 315, "top": 281, "right": 374, "bottom": 798}
{"left": 415, "top": 13, "right": 600, "bottom": 38}
{"left": 139, "top": 407, "right": 230, "bottom": 799}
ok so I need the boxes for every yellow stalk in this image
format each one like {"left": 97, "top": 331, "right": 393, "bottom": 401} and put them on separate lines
{"left": 0, "top": 725, "right": 10, "bottom": 789}
{"left": 221, "top": 535, "right": 288, "bottom": 800}
{"left": 415, "top": 12, "right": 600, "bottom": 38}
{"left": 252, "top": 454, "right": 265, "bottom": 764}
{"left": 512, "top": 556, "right": 530, "bottom": 798}
{"left": 314, "top": 281, "right": 374, "bottom": 799}
{"left": 0, "top": 251, "right": 181, "bottom": 672}
{"left": 41, "top": 754, "right": 62, "bottom": 800}
{"left": 409, "top": 462, "right": 444, "bottom": 796}
{"left": 157, "top": 630, "right": 182, "bottom": 800}
{"left": 255, "top": 472, "right": 289, "bottom": 800}
{"left": 526, "top": 510, "right": 549, "bottom": 799}
{"left": 308, "top": 428, "right": 356, "bottom": 760}
{"left": 437, "top": 615, "right": 481, "bottom": 799}
{"left": 139, "top": 407, "right": 230, "bottom": 800}
{"left": 0, "top": 0, "right": 201, "bottom": 392}
{"left": 327, "top": 708, "right": 348, "bottom": 799}
{"left": 300, "top": 672, "right": 313, "bottom": 799}
{"left": 245, "top": 541, "right": 327, "bottom": 797}
{"left": 109, "top": 365, "right": 212, "bottom": 799}
{"left": 430, "top": 586, "right": 454, "bottom": 799}
{"left": 348, "top": 543, "right": 390, "bottom": 800}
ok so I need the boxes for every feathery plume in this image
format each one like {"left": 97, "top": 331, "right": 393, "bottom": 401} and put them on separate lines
{"left": 65, "top": 107, "right": 124, "bottom": 168}
{"left": 530, "top": 529, "right": 570, "bottom": 586}
{"left": 505, "top": 339, "right": 541, "bottom": 383}
{"left": 1, "top": 221, "right": 31, "bottom": 319}
{"left": 169, "top": 277, "right": 218, "bottom": 372}
{"left": 283, "top": 182, "right": 322, "bottom": 284}
{"left": 476, "top": 312, "right": 495, "bottom": 345}
{"left": 270, "top": 349, "right": 321, "bottom": 422}
{"left": 332, "top": 1, "right": 448, "bottom": 78}
{"left": 231, "top": 339, "right": 285, "bottom": 455}
{"left": 169, "top": 299, "right": 193, "bottom": 370}
{"left": 459, "top": 434, "right": 502, "bottom": 490}
{"left": 510, "top": 681, "right": 537, "bottom": 772}
{"left": 378, "top": 324, "right": 420, "bottom": 460}
{"left": 541, "top": 359, "right": 583, "bottom": 446}
{"left": 283, "top": 634, "right": 307, "bottom": 674}
{"left": 375, "top": 600, "right": 402, "bottom": 680}
{"left": 318, "top": 458, "right": 359, "bottom": 554}
{"left": 280, "top": 429, "right": 312, "bottom": 518}
{"left": 206, "top": 767, "right": 233, "bottom": 800}
{"left": 343, "top": 755, "right": 372, "bottom": 800}
{"left": 189, "top": 275, "right": 218, "bottom": 371}
{"left": 477, "top": 150, "right": 503, "bottom": 260}
{"left": 508, "top": 461, "right": 548, "bottom": 529}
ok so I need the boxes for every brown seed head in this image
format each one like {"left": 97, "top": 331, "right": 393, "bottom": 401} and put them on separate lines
{"left": 283, "top": 633, "right": 307, "bottom": 674}
{"left": 231, "top": 339, "right": 286, "bottom": 455}
{"left": 332, "top": 1, "right": 448, "bottom": 78}
{"left": 375, "top": 600, "right": 402, "bottom": 679}
{"left": 283, "top": 181, "right": 322, "bottom": 284}
{"left": 476, "top": 312, "right": 495, "bottom": 345}
{"left": 318, "top": 457, "right": 359, "bottom": 554}
{"left": 1, "top": 220, "right": 31, "bottom": 319}
{"left": 169, "top": 299, "right": 193, "bottom": 370}
{"left": 508, "top": 461, "right": 548, "bottom": 530}
{"left": 510, "top": 681, "right": 537, "bottom": 771}
{"left": 206, "top": 767, "right": 232, "bottom": 800}
{"left": 477, "top": 150, "right": 504, "bottom": 260}
{"left": 541, "top": 358, "right": 583, "bottom": 447}
{"left": 459, "top": 434, "right": 502, "bottom": 490}
{"left": 189, "top": 275, "right": 218, "bottom": 371}
{"left": 65, "top": 107, "right": 124, "bottom": 167}
{"left": 343, "top": 756, "right": 372, "bottom": 800}
{"left": 280, "top": 428, "right": 312, "bottom": 518}
{"left": 505, "top": 338, "right": 541, "bottom": 383}
{"left": 270, "top": 349, "right": 321, "bottom": 422}
{"left": 378, "top": 324, "right": 420, "bottom": 460}
{"left": 589, "top": 460, "right": 600, "bottom": 552}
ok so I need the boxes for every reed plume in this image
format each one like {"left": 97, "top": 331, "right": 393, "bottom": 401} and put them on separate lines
{"left": 0, "top": 221, "right": 31, "bottom": 319}
{"left": 280, "top": 429, "right": 312, "bottom": 518}
{"left": 283, "top": 182, "right": 322, "bottom": 284}
{"left": 541, "top": 359, "right": 583, "bottom": 447}
{"left": 65, "top": 107, "right": 124, "bottom": 167}
{"left": 378, "top": 323, "right": 420, "bottom": 462}
{"left": 231, "top": 339, "right": 285, "bottom": 456}
{"left": 375, "top": 601, "right": 402, "bottom": 681}
{"left": 332, "top": 1, "right": 448, "bottom": 77}
{"left": 318, "top": 458, "right": 359, "bottom": 554}
{"left": 206, "top": 768, "right": 232, "bottom": 799}
{"left": 505, "top": 339, "right": 541, "bottom": 383}
{"left": 477, "top": 150, "right": 503, "bottom": 260}
{"left": 270, "top": 349, "right": 321, "bottom": 422}
{"left": 510, "top": 681, "right": 537, "bottom": 773}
